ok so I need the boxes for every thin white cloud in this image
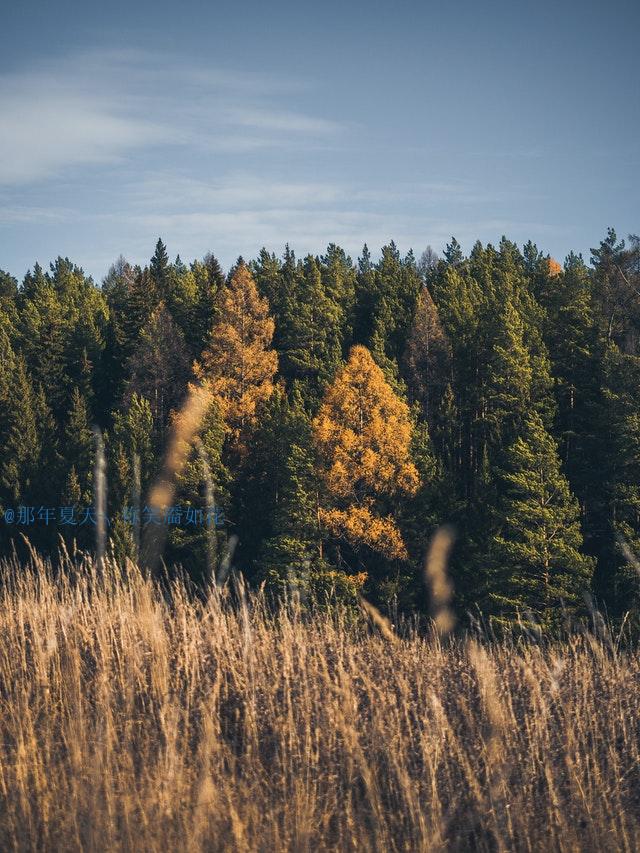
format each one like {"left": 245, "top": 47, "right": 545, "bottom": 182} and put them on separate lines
{"left": 222, "top": 106, "right": 345, "bottom": 135}
{"left": 0, "top": 49, "right": 346, "bottom": 186}
{"left": 0, "top": 204, "right": 73, "bottom": 224}
{"left": 0, "top": 91, "right": 170, "bottom": 184}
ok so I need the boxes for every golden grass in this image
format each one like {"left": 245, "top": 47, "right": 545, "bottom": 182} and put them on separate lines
{"left": 0, "top": 555, "right": 639, "bottom": 852}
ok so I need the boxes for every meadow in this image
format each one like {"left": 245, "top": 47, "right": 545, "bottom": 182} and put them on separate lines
{"left": 1, "top": 552, "right": 638, "bottom": 852}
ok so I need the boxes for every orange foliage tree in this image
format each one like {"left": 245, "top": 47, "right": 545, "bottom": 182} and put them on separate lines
{"left": 547, "top": 258, "right": 563, "bottom": 277}
{"left": 195, "top": 262, "right": 278, "bottom": 447}
{"left": 312, "top": 344, "right": 419, "bottom": 561}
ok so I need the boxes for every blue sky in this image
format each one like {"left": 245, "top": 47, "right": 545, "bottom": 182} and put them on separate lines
{"left": 1, "top": 0, "right": 638, "bottom": 282}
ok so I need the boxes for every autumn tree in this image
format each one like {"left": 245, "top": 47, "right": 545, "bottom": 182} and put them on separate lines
{"left": 313, "top": 345, "right": 419, "bottom": 571}
{"left": 196, "top": 262, "right": 278, "bottom": 448}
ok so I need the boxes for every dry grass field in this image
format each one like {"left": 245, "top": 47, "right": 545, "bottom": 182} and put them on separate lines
{"left": 0, "top": 554, "right": 639, "bottom": 852}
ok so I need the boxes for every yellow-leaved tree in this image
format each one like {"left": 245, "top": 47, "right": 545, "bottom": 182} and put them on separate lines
{"left": 195, "top": 262, "right": 278, "bottom": 448}
{"left": 312, "top": 344, "right": 419, "bottom": 561}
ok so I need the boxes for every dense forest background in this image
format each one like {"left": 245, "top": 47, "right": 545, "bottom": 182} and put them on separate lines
{"left": 1, "top": 229, "right": 639, "bottom": 628}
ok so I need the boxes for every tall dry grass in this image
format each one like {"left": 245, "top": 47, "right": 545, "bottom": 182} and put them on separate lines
{"left": 0, "top": 554, "right": 639, "bottom": 852}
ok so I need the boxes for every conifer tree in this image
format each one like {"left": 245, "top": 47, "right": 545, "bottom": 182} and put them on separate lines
{"left": 189, "top": 253, "right": 225, "bottom": 357}
{"left": 487, "top": 411, "right": 594, "bottom": 625}
{"left": 313, "top": 345, "right": 419, "bottom": 568}
{"left": 278, "top": 254, "right": 343, "bottom": 393}
{"left": 237, "top": 387, "right": 319, "bottom": 579}
{"left": 16, "top": 272, "right": 67, "bottom": 420}
{"left": 196, "top": 262, "right": 277, "bottom": 449}
{"left": 109, "top": 394, "right": 155, "bottom": 505}
{"left": 443, "top": 237, "right": 464, "bottom": 266}
{"left": 166, "top": 395, "right": 229, "bottom": 582}
{"left": 0, "top": 354, "right": 40, "bottom": 507}
{"left": 590, "top": 228, "right": 640, "bottom": 351}
{"left": 162, "top": 258, "right": 198, "bottom": 340}
{"left": 402, "top": 286, "right": 452, "bottom": 422}
{"left": 100, "top": 258, "right": 139, "bottom": 418}
{"left": 62, "top": 387, "right": 94, "bottom": 507}
{"left": 598, "top": 345, "right": 640, "bottom": 608}
{"left": 125, "top": 303, "right": 190, "bottom": 445}
{"left": 251, "top": 248, "right": 283, "bottom": 316}
{"left": 368, "top": 243, "right": 423, "bottom": 374}
{"left": 321, "top": 243, "right": 356, "bottom": 348}
{"left": 150, "top": 238, "right": 170, "bottom": 294}
{"left": 485, "top": 300, "right": 533, "bottom": 446}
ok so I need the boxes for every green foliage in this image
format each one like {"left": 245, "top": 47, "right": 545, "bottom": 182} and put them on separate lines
{"left": 487, "top": 411, "right": 594, "bottom": 626}
{"left": 4, "top": 228, "right": 640, "bottom": 627}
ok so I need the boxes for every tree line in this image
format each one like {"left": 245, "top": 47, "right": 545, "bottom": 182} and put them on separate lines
{"left": 1, "top": 229, "right": 639, "bottom": 628}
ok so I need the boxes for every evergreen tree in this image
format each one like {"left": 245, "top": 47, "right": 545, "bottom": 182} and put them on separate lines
{"left": 591, "top": 229, "right": 640, "bottom": 353}
{"left": 125, "top": 303, "right": 190, "bottom": 446}
{"left": 150, "top": 238, "right": 170, "bottom": 295}
{"left": 189, "top": 253, "right": 225, "bottom": 357}
{"left": 166, "top": 396, "right": 229, "bottom": 583}
{"left": 278, "top": 254, "right": 343, "bottom": 394}
{"left": 62, "top": 387, "right": 94, "bottom": 507}
{"left": 485, "top": 300, "right": 533, "bottom": 446}
{"left": 0, "top": 354, "right": 40, "bottom": 507}
{"left": 443, "top": 237, "right": 464, "bottom": 266}
{"left": 401, "top": 286, "right": 452, "bottom": 423}
{"left": 487, "top": 411, "right": 594, "bottom": 626}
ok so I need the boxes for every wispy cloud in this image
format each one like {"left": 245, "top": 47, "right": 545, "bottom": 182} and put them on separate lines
{"left": 0, "top": 204, "right": 73, "bottom": 225}
{"left": 0, "top": 49, "right": 346, "bottom": 186}
{"left": 0, "top": 46, "right": 558, "bottom": 280}
{"left": 222, "top": 106, "right": 346, "bottom": 135}
{"left": 86, "top": 171, "right": 552, "bottom": 270}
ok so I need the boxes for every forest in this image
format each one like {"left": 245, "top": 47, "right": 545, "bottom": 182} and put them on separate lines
{"left": 1, "top": 228, "right": 639, "bottom": 630}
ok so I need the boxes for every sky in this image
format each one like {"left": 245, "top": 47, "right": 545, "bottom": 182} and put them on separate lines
{"left": 0, "top": 0, "right": 638, "bottom": 282}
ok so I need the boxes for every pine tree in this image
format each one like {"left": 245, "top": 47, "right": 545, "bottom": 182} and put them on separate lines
{"left": 0, "top": 354, "right": 40, "bottom": 507}
{"left": 485, "top": 300, "right": 533, "bottom": 446}
{"left": 368, "top": 243, "right": 423, "bottom": 375}
{"left": 62, "top": 387, "right": 94, "bottom": 507}
{"left": 598, "top": 345, "right": 640, "bottom": 609}
{"left": 321, "top": 243, "right": 356, "bottom": 349}
{"left": 16, "top": 271, "right": 68, "bottom": 421}
{"left": 58, "top": 388, "right": 95, "bottom": 547}
{"left": 150, "top": 238, "right": 170, "bottom": 295}
{"left": 109, "top": 394, "right": 155, "bottom": 504}
{"left": 166, "top": 395, "right": 229, "bottom": 583}
{"left": 278, "top": 254, "right": 343, "bottom": 393}
{"left": 0, "top": 270, "right": 18, "bottom": 330}
{"left": 487, "top": 411, "right": 594, "bottom": 626}
{"left": 251, "top": 248, "right": 283, "bottom": 315}
{"left": 189, "top": 253, "right": 225, "bottom": 357}
{"left": 254, "top": 387, "right": 365, "bottom": 604}
{"left": 237, "top": 387, "right": 317, "bottom": 577}
{"left": 612, "top": 407, "right": 640, "bottom": 608}
{"left": 590, "top": 228, "right": 640, "bottom": 352}
{"left": 100, "top": 258, "right": 140, "bottom": 418}
{"left": 443, "top": 237, "right": 464, "bottom": 266}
